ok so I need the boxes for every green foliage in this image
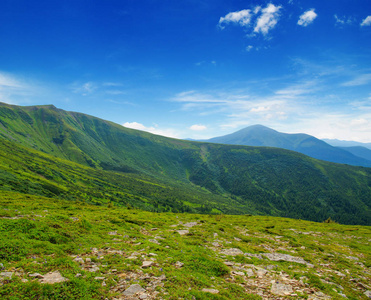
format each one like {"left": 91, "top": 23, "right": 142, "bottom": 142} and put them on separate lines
{"left": 0, "top": 102, "right": 370, "bottom": 225}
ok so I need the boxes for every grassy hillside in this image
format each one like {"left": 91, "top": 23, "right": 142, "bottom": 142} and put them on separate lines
{"left": 0, "top": 193, "right": 370, "bottom": 299}
{"left": 0, "top": 103, "right": 371, "bottom": 225}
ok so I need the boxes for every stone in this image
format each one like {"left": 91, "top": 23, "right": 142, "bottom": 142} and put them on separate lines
{"left": 262, "top": 253, "right": 308, "bottom": 265}
{"left": 364, "top": 290, "right": 371, "bottom": 298}
{"left": 256, "top": 269, "right": 268, "bottom": 277}
{"left": 0, "top": 272, "right": 13, "bottom": 279}
{"left": 202, "top": 288, "right": 219, "bottom": 294}
{"left": 246, "top": 269, "right": 254, "bottom": 277}
{"left": 73, "top": 257, "right": 84, "bottom": 264}
{"left": 232, "top": 271, "right": 245, "bottom": 276}
{"left": 177, "top": 230, "right": 189, "bottom": 235}
{"left": 40, "top": 271, "right": 69, "bottom": 284}
{"left": 271, "top": 283, "right": 293, "bottom": 296}
{"left": 139, "top": 294, "right": 149, "bottom": 299}
{"left": 29, "top": 273, "right": 44, "bottom": 279}
{"left": 184, "top": 222, "right": 198, "bottom": 228}
{"left": 149, "top": 239, "right": 160, "bottom": 245}
{"left": 220, "top": 248, "right": 243, "bottom": 256}
{"left": 89, "top": 266, "right": 100, "bottom": 272}
{"left": 108, "top": 231, "right": 118, "bottom": 235}
{"left": 175, "top": 261, "right": 184, "bottom": 268}
{"left": 142, "top": 261, "right": 154, "bottom": 268}
{"left": 123, "top": 284, "right": 146, "bottom": 296}
{"left": 94, "top": 277, "right": 105, "bottom": 280}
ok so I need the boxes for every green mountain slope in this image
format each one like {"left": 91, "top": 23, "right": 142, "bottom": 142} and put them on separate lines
{"left": 206, "top": 125, "right": 371, "bottom": 167}
{"left": 1, "top": 103, "right": 371, "bottom": 225}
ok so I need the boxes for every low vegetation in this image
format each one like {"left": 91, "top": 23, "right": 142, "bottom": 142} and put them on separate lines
{"left": 0, "top": 192, "right": 370, "bottom": 299}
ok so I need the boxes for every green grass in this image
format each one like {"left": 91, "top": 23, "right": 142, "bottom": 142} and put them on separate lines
{"left": 0, "top": 192, "right": 370, "bottom": 299}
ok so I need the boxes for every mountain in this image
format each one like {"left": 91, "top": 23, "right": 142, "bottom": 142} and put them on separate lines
{"left": 324, "top": 138, "right": 371, "bottom": 150}
{"left": 338, "top": 146, "right": 371, "bottom": 162}
{"left": 1, "top": 103, "right": 371, "bottom": 225}
{"left": 206, "top": 125, "right": 371, "bottom": 167}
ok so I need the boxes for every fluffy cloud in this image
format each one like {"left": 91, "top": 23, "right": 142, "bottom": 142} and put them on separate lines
{"left": 123, "top": 122, "right": 179, "bottom": 138}
{"left": 189, "top": 124, "right": 207, "bottom": 131}
{"left": 254, "top": 4, "right": 282, "bottom": 35}
{"left": 0, "top": 71, "right": 37, "bottom": 104}
{"left": 298, "top": 9, "right": 317, "bottom": 27}
{"left": 218, "top": 9, "right": 252, "bottom": 29}
{"left": 219, "top": 4, "right": 281, "bottom": 36}
{"left": 342, "top": 73, "right": 371, "bottom": 86}
{"left": 361, "top": 16, "right": 371, "bottom": 26}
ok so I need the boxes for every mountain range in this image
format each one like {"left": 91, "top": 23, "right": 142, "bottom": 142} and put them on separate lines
{"left": 206, "top": 124, "right": 371, "bottom": 167}
{"left": 0, "top": 102, "right": 370, "bottom": 225}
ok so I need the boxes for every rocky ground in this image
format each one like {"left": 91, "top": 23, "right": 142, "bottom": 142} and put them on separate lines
{"left": 1, "top": 199, "right": 370, "bottom": 299}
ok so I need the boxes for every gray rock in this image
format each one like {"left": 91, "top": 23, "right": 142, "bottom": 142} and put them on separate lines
{"left": 0, "top": 272, "right": 13, "bottom": 279}
{"left": 73, "top": 257, "right": 84, "bottom": 264}
{"left": 142, "top": 261, "right": 154, "bottom": 268}
{"left": 232, "top": 271, "right": 245, "bottom": 276}
{"left": 177, "top": 230, "right": 189, "bottom": 235}
{"left": 94, "top": 277, "right": 105, "bottom": 280}
{"left": 271, "top": 283, "right": 293, "bottom": 296}
{"left": 220, "top": 248, "right": 243, "bottom": 256}
{"left": 40, "top": 271, "right": 69, "bottom": 284}
{"left": 123, "top": 284, "right": 146, "bottom": 296}
{"left": 184, "top": 222, "right": 198, "bottom": 228}
{"left": 175, "top": 261, "right": 184, "bottom": 268}
{"left": 246, "top": 268, "right": 254, "bottom": 277}
{"left": 364, "top": 290, "right": 371, "bottom": 298}
{"left": 29, "top": 273, "right": 44, "bottom": 279}
{"left": 202, "top": 288, "right": 219, "bottom": 294}
{"left": 262, "top": 253, "right": 308, "bottom": 265}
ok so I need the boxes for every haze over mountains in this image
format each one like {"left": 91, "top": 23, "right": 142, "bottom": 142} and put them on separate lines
{"left": 206, "top": 125, "right": 371, "bottom": 167}
{"left": 0, "top": 103, "right": 370, "bottom": 225}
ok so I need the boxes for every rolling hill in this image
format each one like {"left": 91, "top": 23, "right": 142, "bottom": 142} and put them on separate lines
{"left": 206, "top": 125, "right": 371, "bottom": 167}
{"left": 0, "top": 102, "right": 371, "bottom": 225}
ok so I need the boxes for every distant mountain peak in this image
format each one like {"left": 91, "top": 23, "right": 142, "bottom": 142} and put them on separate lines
{"left": 207, "top": 125, "right": 371, "bottom": 167}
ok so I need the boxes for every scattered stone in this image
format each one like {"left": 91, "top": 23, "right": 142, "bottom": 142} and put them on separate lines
{"left": 211, "top": 242, "right": 220, "bottom": 247}
{"left": 89, "top": 266, "right": 100, "bottom": 272}
{"left": 183, "top": 222, "right": 197, "bottom": 228}
{"left": 202, "top": 288, "right": 219, "bottom": 294}
{"left": 29, "top": 273, "right": 44, "bottom": 279}
{"left": 262, "top": 253, "right": 308, "bottom": 265}
{"left": 94, "top": 276, "right": 105, "bottom": 280}
{"left": 0, "top": 272, "right": 13, "bottom": 279}
{"left": 177, "top": 230, "right": 189, "bottom": 235}
{"left": 85, "top": 258, "right": 92, "bottom": 263}
{"left": 70, "top": 217, "right": 79, "bottom": 221}
{"left": 246, "top": 269, "right": 254, "bottom": 277}
{"left": 73, "top": 257, "right": 84, "bottom": 264}
{"left": 234, "top": 237, "right": 242, "bottom": 242}
{"left": 220, "top": 248, "right": 243, "bottom": 256}
{"left": 142, "top": 261, "right": 154, "bottom": 268}
{"left": 271, "top": 283, "right": 293, "bottom": 296}
{"left": 175, "top": 261, "right": 184, "bottom": 268}
{"left": 148, "top": 239, "right": 160, "bottom": 245}
{"left": 40, "top": 271, "right": 68, "bottom": 284}
{"left": 150, "top": 228, "right": 158, "bottom": 231}
{"left": 232, "top": 271, "right": 245, "bottom": 276}
{"left": 364, "top": 290, "right": 371, "bottom": 298}
{"left": 123, "top": 284, "right": 146, "bottom": 296}
{"left": 0, "top": 263, "right": 4, "bottom": 270}
{"left": 75, "top": 273, "right": 82, "bottom": 277}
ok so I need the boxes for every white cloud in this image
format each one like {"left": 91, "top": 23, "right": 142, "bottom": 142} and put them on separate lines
{"left": 254, "top": 4, "right": 282, "bottom": 35}
{"left": 0, "top": 71, "right": 39, "bottom": 105}
{"left": 190, "top": 124, "right": 207, "bottom": 131}
{"left": 334, "top": 15, "right": 353, "bottom": 26}
{"left": 342, "top": 73, "right": 371, "bottom": 86}
{"left": 218, "top": 9, "right": 252, "bottom": 29}
{"left": 298, "top": 9, "right": 317, "bottom": 27}
{"left": 361, "top": 16, "right": 371, "bottom": 26}
{"left": 71, "top": 81, "right": 97, "bottom": 96}
{"left": 246, "top": 45, "right": 254, "bottom": 52}
{"left": 218, "top": 4, "right": 281, "bottom": 37}
{"left": 122, "top": 122, "right": 179, "bottom": 138}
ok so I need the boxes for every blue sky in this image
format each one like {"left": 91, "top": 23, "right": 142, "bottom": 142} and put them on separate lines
{"left": 1, "top": 0, "right": 371, "bottom": 142}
